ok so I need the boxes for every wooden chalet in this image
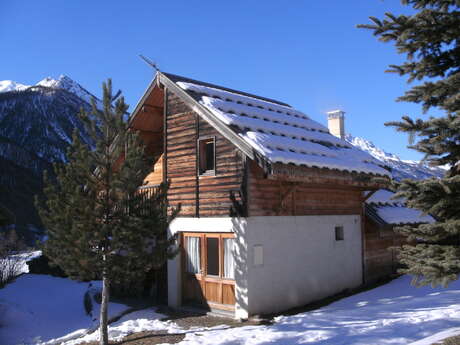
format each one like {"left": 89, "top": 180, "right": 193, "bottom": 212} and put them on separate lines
{"left": 129, "top": 71, "right": 390, "bottom": 318}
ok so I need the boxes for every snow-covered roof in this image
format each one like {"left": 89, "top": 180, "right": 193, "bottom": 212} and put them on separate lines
{"left": 366, "top": 189, "right": 402, "bottom": 205}
{"left": 171, "top": 79, "right": 390, "bottom": 177}
{"left": 374, "top": 205, "right": 435, "bottom": 225}
{"left": 366, "top": 189, "right": 435, "bottom": 225}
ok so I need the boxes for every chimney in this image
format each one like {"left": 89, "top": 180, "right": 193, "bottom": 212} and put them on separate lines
{"left": 326, "top": 110, "right": 345, "bottom": 140}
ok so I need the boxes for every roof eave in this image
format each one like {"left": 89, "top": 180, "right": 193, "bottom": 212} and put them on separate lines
{"left": 127, "top": 73, "right": 161, "bottom": 128}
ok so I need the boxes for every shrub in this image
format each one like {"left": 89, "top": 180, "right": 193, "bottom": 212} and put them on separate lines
{"left": 26, "top": 255, "right": 66, "bottom": 277}
{"left": 0, "top": 230, "right": 26, "bottom": 288}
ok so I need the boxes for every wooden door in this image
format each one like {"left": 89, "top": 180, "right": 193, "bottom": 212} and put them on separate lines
{"left": 182, "top": 232, "right": 236, "bottom": 311}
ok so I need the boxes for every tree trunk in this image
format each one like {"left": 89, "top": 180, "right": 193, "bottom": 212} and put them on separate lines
{"left": 99, "top": 273, "right": 110, "bottom": 345}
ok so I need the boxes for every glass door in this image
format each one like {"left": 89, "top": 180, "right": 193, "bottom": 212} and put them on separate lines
{"left": 182, "top": 232, "right": 236, "bottom": 310}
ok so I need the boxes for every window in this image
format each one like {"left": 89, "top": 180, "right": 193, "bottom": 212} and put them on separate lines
{"left": 223, "top": 238, "right": 235, "bottom": 279}
{"left": 206, "top": 237, "right": 219, "bottom": 276}
{"left": 185, "top": 237, "right": 201, "bottom": 273}
{"left": 198, "top": 137, "right": 215, "bottom": 175}
{"left": 335, "top": 226, "right": 344, "bottom": 241}
{"left": 183, "top": 233, "right": 235, "bottom": 280}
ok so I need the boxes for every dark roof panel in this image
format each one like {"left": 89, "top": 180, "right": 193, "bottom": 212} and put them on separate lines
{"left": 162, "top": 72, "right": 290, "bottom": 107}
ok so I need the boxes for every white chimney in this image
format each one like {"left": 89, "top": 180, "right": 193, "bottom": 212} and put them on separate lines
{"left": 326, "top": 110, "right": 345, "bottom": 140}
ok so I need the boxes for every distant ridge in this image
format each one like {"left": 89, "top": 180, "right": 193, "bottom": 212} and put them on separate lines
{"left": 0, "top": 75, "right": 97, "bottom": 242}
{"left": 346, "top": 134, "right": 444, "bottom": 180}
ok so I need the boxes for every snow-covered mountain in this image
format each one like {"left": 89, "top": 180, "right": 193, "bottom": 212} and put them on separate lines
{"left": 0, "top": 75, "right": 101, "bottom": 107}
{"left": 0, "top": 80, "right": 95, "bottom": 164}
{"left": 346, "top": 134, "right": 444, "bottom": 180}
{"left": 35, "top": 75, "right": 102, "bottom": 108}
{"left": 0, "top": 75, "right": 98, "bottom": 241}
{"left": 0, "top": 80, "right": 30, "bottom": 93}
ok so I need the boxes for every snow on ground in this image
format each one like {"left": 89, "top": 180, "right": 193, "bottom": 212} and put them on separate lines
{"left": 409, "top": 327, "right": 460, "bottom": 345}
{"left": 173, "top": 275, "right": 460, "bottom": 345}
{"left": 54, "top": 275, "right": 460, "bottom": 345}
{"left": 56, "top": 309, "right": 180, "bottom": 345}
{"left": 0, "top": 274, "right": 129, "bottom": 345}
{"left": 3, "top": 272, "right": 460, "bottom": 345}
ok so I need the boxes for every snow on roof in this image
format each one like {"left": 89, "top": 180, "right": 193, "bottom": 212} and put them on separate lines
{"left": 176, "top": 81, "right": 390, "bottom": 176}
{"left": 374, "top": 205, "right": 435, "bottom": 225}
{"left": 367, "top": 189, "right": 435, "bottom": 225}
{"left": 366, "top": 189, "right": 402, "bottom": 205}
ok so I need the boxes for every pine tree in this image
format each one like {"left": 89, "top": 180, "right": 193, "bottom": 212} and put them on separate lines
{"left": 0, "top": 203, "right": 14, "bottom": 227}
{"left": 359, "top": 0, "right": 460, "bottom": 287}
{"left": 36, "top": 80, "right": 179, "bottom": 345}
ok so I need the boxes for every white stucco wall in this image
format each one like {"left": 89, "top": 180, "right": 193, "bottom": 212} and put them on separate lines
{"left": 244, "top": 215, "right": 362, "bottom": 316}
{"left": 167, "top": 217, "right": 249, "bottom": 319}
{"left": 167, "top": 215, "right": 362, "bottom": 318}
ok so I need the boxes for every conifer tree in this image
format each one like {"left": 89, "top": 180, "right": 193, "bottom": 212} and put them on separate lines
{"left": 37, "top": 80, "right": 179, "bottom": 345}
{"left": 359, "top": 0, "right": 460, "bottom": 287}
{"left": 0, "top": 203, "right": 13, "bottom": 227}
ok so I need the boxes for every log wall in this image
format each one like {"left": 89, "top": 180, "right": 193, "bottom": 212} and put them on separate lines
{"left": 363, "top": 217, "right": 406, "bottom": 283}
{"left": 143, "top": 153, "right": 164, "bottom": 186}
{"left": 248, "top": 161, "right": 363, "bottom": 217}
{"left": 152, "top": 88, "right": 370, "bottom": 219}
{"left": 165, "top": 91, "right": 246, "bottom": 217}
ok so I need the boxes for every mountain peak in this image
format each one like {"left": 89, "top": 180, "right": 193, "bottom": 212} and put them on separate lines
{"left": 1, "top": 74, "right": 102, "bottom": 112}
{"left": 345, "top": 134, "right": 444, "bottom": 180}
{"left": 36, "top": 76, "right": 59, "bottom": 88}
{"left": 345, "top": 134, "right": 401, "bottom": 162}
{"left": 0, "top": 80, "right": 30, "bottom": 93}
{"left": 36, "top": 75, "right": 80, "bottom": 91}
{"left": 32, "top": 75, "right": 100, "bottom": 107}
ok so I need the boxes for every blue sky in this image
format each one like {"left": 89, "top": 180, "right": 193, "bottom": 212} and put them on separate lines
{"left": 1, "top": 1, "right": 428, "bottom": 160}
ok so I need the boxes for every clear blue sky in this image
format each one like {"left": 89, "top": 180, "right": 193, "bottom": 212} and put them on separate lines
{"left": 1, "top": 1, "right": 428, "bottom": 160}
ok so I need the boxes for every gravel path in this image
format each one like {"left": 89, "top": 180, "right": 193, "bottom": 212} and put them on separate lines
{"left": 81, "top": 308, "right": 259, "bottom": 345}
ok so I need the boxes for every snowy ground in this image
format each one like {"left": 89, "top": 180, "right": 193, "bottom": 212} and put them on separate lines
{"left": 0, "top": 274, "right": 130, "bottom": 345}
{"left": 2, "top": 261, "right": 460, "bottom": 345}
{"left": 68, "top": 275, "right": 460, "bottom": 345}
{"left": 171, "top": 275, "right": 460, "bottom": 345}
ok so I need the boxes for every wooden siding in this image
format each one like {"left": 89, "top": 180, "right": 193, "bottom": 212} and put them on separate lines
{"left": 155, "top": 87, "right": 375, "bottom": 219}
{"left": 165, "top": 91, "right": 246, "bottom": 217}
{"left": 363, "top": 217, "right": 406, "bottom": 283}
{"left": 143, "top": 153, "right": 164, "bottom": 186}
{"left": 272, "top": 163, "right": 388, "bottom": 190}
{"left": 248, "top": 161, "right": 363, "bottom": 217}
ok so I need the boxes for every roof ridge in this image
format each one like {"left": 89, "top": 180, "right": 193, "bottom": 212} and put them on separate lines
{"left": 161, "top": 72, "right": 291, "bottom": 107}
